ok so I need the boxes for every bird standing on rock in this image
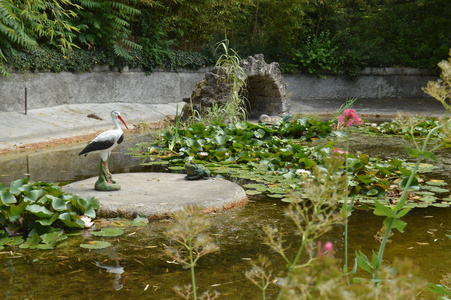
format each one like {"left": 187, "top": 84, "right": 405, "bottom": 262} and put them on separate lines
{"left": 79, "top": 110, "right": 128, "bottom": 191}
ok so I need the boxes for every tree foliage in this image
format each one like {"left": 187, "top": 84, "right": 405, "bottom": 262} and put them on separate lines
{"left": 1, "top": 0, "right": 450, "bottom": 76}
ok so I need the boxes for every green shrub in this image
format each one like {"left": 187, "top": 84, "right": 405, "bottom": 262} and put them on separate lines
{"left": 0, "top": 178, "right": 99, "bottom": 249}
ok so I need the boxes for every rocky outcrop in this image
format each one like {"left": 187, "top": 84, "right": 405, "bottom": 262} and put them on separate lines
{"left": 181, "top": 54, "right": 289, "bottom": 120}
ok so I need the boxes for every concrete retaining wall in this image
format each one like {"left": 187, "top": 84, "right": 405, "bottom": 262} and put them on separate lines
{"left": 0, "top": 66, "right": 438, "bottom": 113}
{"left": 284, "top": 68, "right": 437, "bottom": 102}
{"left": 1, "top": 67, "right": 209, "bottom": 112}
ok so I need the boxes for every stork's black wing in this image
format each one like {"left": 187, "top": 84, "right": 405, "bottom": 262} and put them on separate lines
{"left": 79, "top": 135, "right": 116, "bottom": 156}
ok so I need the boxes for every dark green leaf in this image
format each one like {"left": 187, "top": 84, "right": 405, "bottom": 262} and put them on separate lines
{"left": 0, "top": 190, "right": 16, "bottom": 206}
{"left": 80, "top": 241, "right": 111, "bottom": 249}
{"left": 373, "top": 200, "right": 396, "bottom": 218}
{"left": 91, "top": 228, "right": 124, "bottom": 237}
{"left": 26, "top": 204, "right": 53, "bottom": 218}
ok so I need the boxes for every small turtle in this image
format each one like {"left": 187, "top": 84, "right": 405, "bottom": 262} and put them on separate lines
{"left": 185, "top": 158, "right": 211, "bottom": 180}
{"left": 258, "top": 114, "right": 292, "bottom": 124}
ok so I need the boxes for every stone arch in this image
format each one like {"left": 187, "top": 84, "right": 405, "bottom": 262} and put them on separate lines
{"left": 181, "top": 54, "right": 289, "bottom": 120}
{"left": 241, "top": 54, "right": 289, "bottom": 117}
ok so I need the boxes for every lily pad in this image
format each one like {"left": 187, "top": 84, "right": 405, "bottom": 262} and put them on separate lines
{"left": 420, "top": 185, "right": 449, "bottom": 193}
{"left": 245, "top": 190, "right": 262, "bottom": 196}
{"left": 80, "top": 241, "right": 111, "bottom": 249}
{"left": 91, "top": 228, "right": 124, "bottom": 237}
{"left": 426, "top": 180, "right": 447, "bottom": 186}
{"left": 268, "top": 194, "right": 286, "bottom": 198}
{"left": 243, "top": 183, "right": 267, "bottom": 192}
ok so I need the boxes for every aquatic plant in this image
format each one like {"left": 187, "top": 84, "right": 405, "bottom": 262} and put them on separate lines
{"left": 333, "top": 105, "right": 362, "bottom": 282}
{"left": 244, "top": 255, "right": 274, "bottom": 300}
{"left": 423, "top": 49, "right": 451, "bottom": 116}
{"left": 278, "top": 256, "right": 426, "bottom": 299}
{"left": 164, "top": 205, "right": 219, "bottom": 300}
{"left": 0, "top": 178, "right": 99, "bottom": 249}
{"left": 133, "top": 113, "right": 440, "bottom": 205}
{"left": 185, "top": 39, "right": 248, "bottom": 125}
{"left": 354, "top": 50, "right": 451, "bottom": 285}
{"left": 366, "top": 115, "right": 442, "bottom": 139}
{"left": 337, "top": 108, "right": 363, "bottom": 129}
{"left": 258, "top": 157, "right": 346, "bottom": 299}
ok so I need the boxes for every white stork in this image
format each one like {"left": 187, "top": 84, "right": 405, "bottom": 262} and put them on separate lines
{"left": 79, "top": 110, "right": 128, "bottom": 187}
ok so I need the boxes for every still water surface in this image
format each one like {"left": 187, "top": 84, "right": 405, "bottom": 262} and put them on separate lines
{"left": 0, "top": 131, "right": 450, "bottom": 299}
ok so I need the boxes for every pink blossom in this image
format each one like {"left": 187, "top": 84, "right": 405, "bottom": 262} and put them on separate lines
{"left": 331, "top": 147, "right": 349, "bottom": 155}
{"left": 317, "top": 241, "right": 334, "bottom": 257}
{"left": 80, "top": 215, "right": 94, "bottom": 228}
{"left": 337, "top": 109, "right": 363, "bottom": 127}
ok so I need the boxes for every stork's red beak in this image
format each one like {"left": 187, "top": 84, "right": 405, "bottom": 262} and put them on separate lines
{"left": 118, "top": 115, "right": 129, "bottom": 129}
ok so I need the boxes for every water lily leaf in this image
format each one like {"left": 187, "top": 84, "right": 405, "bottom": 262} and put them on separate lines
{"left": 366, "top": 185, "right": 386, "bottom": 197}
{"left": 20, "top": 233, "right": 40, "bottom": 249}
{"left": 129, "top": 216, "right": 149, "bottom": 227}
{"left": 59, "top": 212, "right": 85, "bottom": 228}
{"left": 399, "top": 176, "right": 419, "bottom": 190}
{"left": 419, "top": 195, "right": 437, "bottom": 202}
{"left": 254, "top": 129, "right": 266, "bottom": 139}
{"left": 80, "top": 241, "right": 111, "bottom": 249}
{"left": 213, "top": 135, "right": 227, "bottom": 145}
{"left": 245, "top": 190, "right": 262, "bottom": 195}
{"left": 9, "top": 202, "right": 27, "bottom": 219}
{"left": 0, "top": 190, "right": 16, "bottom": 206}
{"left": 23, "top": 190, "right": 45, "bottom": 204}
{"left": 87, "top": 197, "right": 100, "bottom": 210}
{"left": 236, "top": 122, "right": 248, "bottom": 130}
{"left": 37, "top": 213, "right": 60, "bottom": 226}
{"left": 9, "top": 178, "right": 30, "bottom": 195}
{"left": 26, "top": 204, "right": 53, "bottom": 218}
{"left": 267, "top": 187, "right": 286, "bottom": 194}
{"left": 51, "top": 197, "right": 67, "bottom": 211}
{"left": 40, "top": 230, "right": 66, "bottom": 246}
{"left": 91, "top": 228, "right": 124, "bottom": 237}
{"left": 243, "top": 183, "right": 267, "bottom": 192}
{"left": 420, "top": 185, "right": 448, "bottom": 193}
{"left": 432, "top": 203, "right": 450, "bottom": 207}
{"left": 426, "top": 180, "right": 447, "bottom": 186}
{"left": 0, "top": 236, "right": 24, "bottom": 247}
{"left": 169, "top": 166, "right": 185, "bottom": 171}
{"left": 268, "top": 194, "right": 285, "bottom": 198}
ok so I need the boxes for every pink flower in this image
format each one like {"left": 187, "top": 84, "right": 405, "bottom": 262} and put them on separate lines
{"left": 317, "top": 241, "right": 334, "bottom": 257}
{"left": 337, "top": 109, "right": 363, "bottom": 127}
{"left": 331, "top": 147, "right": 349, "bottom": 155}
{"left": 80, "top": 215, "right": 94, "bottom": 228}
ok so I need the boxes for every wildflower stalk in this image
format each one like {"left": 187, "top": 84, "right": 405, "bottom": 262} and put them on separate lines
{"left": 376, "top": 122, "right": 444, "bottom": 270}
{"left": 342, "top": 137, "right": 353, "bottom": 283}
{"left": 334, "top": 108, "right": 361, "bottom": 282}
{"left": 164, "top": 205, "right": 219, "bottom": 300}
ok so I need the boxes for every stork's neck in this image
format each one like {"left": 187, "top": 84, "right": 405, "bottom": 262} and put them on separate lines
{"left": 112, "top": 117, "right": 122, "bottom": 130}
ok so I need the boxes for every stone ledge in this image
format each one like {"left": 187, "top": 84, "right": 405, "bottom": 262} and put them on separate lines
{"left": 62, "top": 172, "right": 248, "bottom": 219}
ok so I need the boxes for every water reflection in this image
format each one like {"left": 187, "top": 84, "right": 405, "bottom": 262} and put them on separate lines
{"left": 0, "top": 132, "right": 451, "bottom": 299}
{"left": 0, "top": 132, "right": 158, "bottom": 185}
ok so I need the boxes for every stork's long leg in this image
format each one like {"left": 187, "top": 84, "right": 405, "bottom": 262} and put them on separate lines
{"left": 103, "top": 160, "right": 112, "bottom": 184}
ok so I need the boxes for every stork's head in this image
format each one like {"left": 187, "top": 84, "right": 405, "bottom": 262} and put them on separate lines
{"left": 111, "top": 110, "right": 129, "bottom": 129}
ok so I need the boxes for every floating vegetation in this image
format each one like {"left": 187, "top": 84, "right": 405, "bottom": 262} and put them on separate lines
{"left": 128, "top": 117, "right": 451, "bottom": 209}
{"left": 79, "top": 241, "right": 112, "bottom": 249}
{"left": 91, "top": 228, "right": 124, "bottom": 237}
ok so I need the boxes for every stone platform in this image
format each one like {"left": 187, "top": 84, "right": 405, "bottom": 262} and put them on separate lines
{"left": 63, "top": 172, "right": 247, "bottom": 219}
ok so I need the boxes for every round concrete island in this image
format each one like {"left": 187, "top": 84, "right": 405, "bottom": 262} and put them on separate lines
{"left": 63, "top": 172, "right": 248, "bottom": 219}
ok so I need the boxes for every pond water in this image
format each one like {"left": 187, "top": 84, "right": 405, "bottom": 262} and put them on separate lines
{"left": 1, "top": 130, "right": 450, "bottom": 299}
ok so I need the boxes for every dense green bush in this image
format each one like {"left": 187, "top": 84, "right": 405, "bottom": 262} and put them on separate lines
{"left": 0, "top": 178, "right": 99, "bottom": 249}
{"left": 1, "top": 0, "right": 450, "bottom": 76}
